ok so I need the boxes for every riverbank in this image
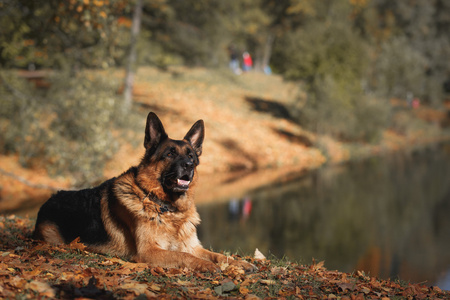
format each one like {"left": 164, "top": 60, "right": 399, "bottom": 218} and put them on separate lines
{"left": 0, "top": 66, "right": 449, "bottom": 215}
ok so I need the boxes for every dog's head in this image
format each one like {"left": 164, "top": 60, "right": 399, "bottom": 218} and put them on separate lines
{"left": 139, "top": 112, "right": 204, "bottom": 199}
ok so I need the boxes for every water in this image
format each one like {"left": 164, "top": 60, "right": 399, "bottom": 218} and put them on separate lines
{"left": 197, "top": 143, "right": 450, "bottom": 289}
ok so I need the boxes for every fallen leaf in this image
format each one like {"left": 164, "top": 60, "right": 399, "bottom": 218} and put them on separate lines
{"left": 244, "top": 294, "right": 262, "bottom": 300}
{"left": 214, "top": 281, "right": 237, "bottom": 296}
{"left": 120, "top": 282, "right": 149, "bottom": 295}
{"left": 25, "top": 280, "right": 55, "bottom": 298}
{"left": 310, "top": 260, "right": 325, "bottom": 271}
{"left": 271, "top": 266, "right": 287, "bottom": 276}
{"left": 356, "top": 270, "right": 367, "bottom": 278}
{"left": 108, "top": 257, "right": 128, "bottom": 265}
{"left": 254, "top": 248, "right": 266, "bottom": 260}
{"left": 9, "top": 276, "right": 27, "bottom": 289}
{"left": 239, "top": 286, "right": 250, "bottom": 295}
{"left": 260, "top": 279, "right": 276, "bottom": 285}
{"left": 432, "top": 286, "right": 442, "bottom": 293}
{"left": 219, "top": 261, "right": 230, "bottom": 271}
{"left": 337, "top": 282, "right": 356, "bottom": 292}
{"left": 23, "top": 268, "right": 42, "bottom": 277}
{"left": 148, "top": 283, "right": 161, "bottom": 292}
{"left": 176, "top": 280, "right": 192, "bottom": 286}
{"left": 68, "top": 237, "right": 87, "bottom": 251}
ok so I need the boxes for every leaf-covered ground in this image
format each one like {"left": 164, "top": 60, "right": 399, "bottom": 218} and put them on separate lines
{"left": 1, "top": 215, "right": 448, "bottom": 299}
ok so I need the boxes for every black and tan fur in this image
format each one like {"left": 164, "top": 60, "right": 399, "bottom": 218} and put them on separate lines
{"left": 34, "top": 112, "right": 255, "bottom": 272}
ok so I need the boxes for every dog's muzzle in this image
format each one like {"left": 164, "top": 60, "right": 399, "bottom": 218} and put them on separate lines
{"left": 166, "top": 159, "right": 195, "bottom": 193}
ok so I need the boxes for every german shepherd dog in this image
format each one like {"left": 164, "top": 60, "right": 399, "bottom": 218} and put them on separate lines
{"left": 34, "top": 112, "right": 255, "bottom": 272}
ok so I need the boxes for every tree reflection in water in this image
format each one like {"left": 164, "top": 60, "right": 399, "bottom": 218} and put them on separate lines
{"left": 197, "top": 144, "right": 450, "bottom": 289}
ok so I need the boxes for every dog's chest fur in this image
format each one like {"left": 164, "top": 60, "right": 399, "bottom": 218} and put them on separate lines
{"left": 112, "top": 172, "right": 201, "bottom": 253}
{"left": 138, "top": 204, "right": 201, "bottom": 253}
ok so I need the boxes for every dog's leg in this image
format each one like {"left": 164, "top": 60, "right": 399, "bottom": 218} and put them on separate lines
{"left": 193, "top": 247, "right": 257, "bottom": 272}
{"left": 134, "top": 248, "right": 220, "bottom": 272}
{"left": 33, "top": 221, "right": 65, "bottom": 244}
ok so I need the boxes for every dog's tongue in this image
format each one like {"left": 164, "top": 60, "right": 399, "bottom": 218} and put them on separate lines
{"left": 177, "top": 179, "right": 190, "bottom": 188}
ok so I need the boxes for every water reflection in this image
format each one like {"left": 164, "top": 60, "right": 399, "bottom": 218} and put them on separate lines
{"left": 197, "top": 144, "right": 450, "bottom": 288}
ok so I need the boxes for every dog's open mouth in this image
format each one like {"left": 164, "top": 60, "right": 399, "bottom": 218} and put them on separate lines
{"left": 174, "top": 175, "right": 191, "bottom": 192}
{"left": 177, "top": 178, "right": 190, "bottom": 188}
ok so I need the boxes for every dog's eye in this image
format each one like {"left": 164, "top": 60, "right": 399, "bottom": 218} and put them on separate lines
{"left": 166, "top": 150, "right": 176, "bottom": 158}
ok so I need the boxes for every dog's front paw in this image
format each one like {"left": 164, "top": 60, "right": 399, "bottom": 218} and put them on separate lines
{"left": 195, "top": 260, "right": 221, "bottom": 273}
{"left": 229, "top": 259, "right": 258, "bottom": 273}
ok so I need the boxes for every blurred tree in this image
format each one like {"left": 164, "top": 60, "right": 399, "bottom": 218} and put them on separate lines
{"left": 0, "top": 0, "right": 131, "bottom": 70}
{"left": 124, "top": 0, "right": 143, "bottom": 110}
{"left": 272, "top": 0, "right": 390, "bottom": 141}
{"left": 0, "top": 69, "right": 123, "bottom": 185}
{"left": 361, "top": 0, "right": 450, "bottom": 105}
{"left": 225, "top": 0, "right": 272, "bottom": 71}
{"left": 371, "top": 36, "right": 427, "bottom": 100}
{"left": 158, "top": 0, "right": 236, "bottom": 67}
{"left": 254, "top": 0, "right": 315, "bottom": 71}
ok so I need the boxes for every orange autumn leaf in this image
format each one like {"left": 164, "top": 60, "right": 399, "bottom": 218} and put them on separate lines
{"left": 25, "top": 280, "right": 55, "bottom": 298}
{"left": 68, "top": 237, "right": 87, "bottom": 251}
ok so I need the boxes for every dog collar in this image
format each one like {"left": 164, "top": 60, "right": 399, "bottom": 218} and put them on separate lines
{"left": 134, "top": 174, "right": 177, "bottom": 214}
{"left": 142, "top": 192, "right": 177, "bottom": 214}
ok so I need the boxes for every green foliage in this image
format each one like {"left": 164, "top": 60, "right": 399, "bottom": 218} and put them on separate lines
{"left": 0, "top": 0, "right": 130, "bottom": 69}
{"left": 0, "top": 73, "right": 45, "bottom": 158}
{"left": 371, "top": 36, "right": 427, "bottom": 100}
{"left": 273, "top": 14, "right": 368, "bottom": 83}
{"left": 273, "top": 15, "right": 390, "bottom": 141}
{"left": 151, "top": 0, "right": 235, "bottom": 67}
{"left": 301, "top": 75, "right": 390, "bottom": 141}
{"left": 390, "top": 109, "right": 441, "bottom": 139}
{"left": 0, "top": 71, "right": 123, "bottom": 184}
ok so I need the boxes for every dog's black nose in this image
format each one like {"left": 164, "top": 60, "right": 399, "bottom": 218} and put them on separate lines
{"left": 183, "top": 160, "right": 194, "bottom": 170}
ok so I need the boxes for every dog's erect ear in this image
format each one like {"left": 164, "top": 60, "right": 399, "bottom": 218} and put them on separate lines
{"left": 144, "top": 112, "right": 168, "bottom": 151}
{"left": 184, "top": 120, "right": 204, "bottom": 156}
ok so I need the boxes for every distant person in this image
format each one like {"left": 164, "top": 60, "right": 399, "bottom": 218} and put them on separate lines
{"left": 242, "top": 197, "right": 252, "bottom": 221}
{"left": 406, "top": 92, "right": 413, "bottom": 107}
{"left": 228, "top": 198, "right": 240, "bottom": 221}
{"left": 242, "top": 51, "right": 253, "bottom": 72}
{"left": 412, "top": 98, "right": 420, "bottom": 109}
{"left": 228, "top": 46, "right": 241, "bottom": 75}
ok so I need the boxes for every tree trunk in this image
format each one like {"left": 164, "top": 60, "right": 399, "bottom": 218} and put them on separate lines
{"left": 123, "top": 0, "right": 143, "bottom": 110}
{"left": 261, "top": 32, "right": 274, "bottom": 71}
{"left": 254, "top": 32, "right": 275, "bottom": 73}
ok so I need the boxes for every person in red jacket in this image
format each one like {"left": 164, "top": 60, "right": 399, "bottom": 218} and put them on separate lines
{"left": 242, "top": 51, "right": 253, "bottom": 72}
